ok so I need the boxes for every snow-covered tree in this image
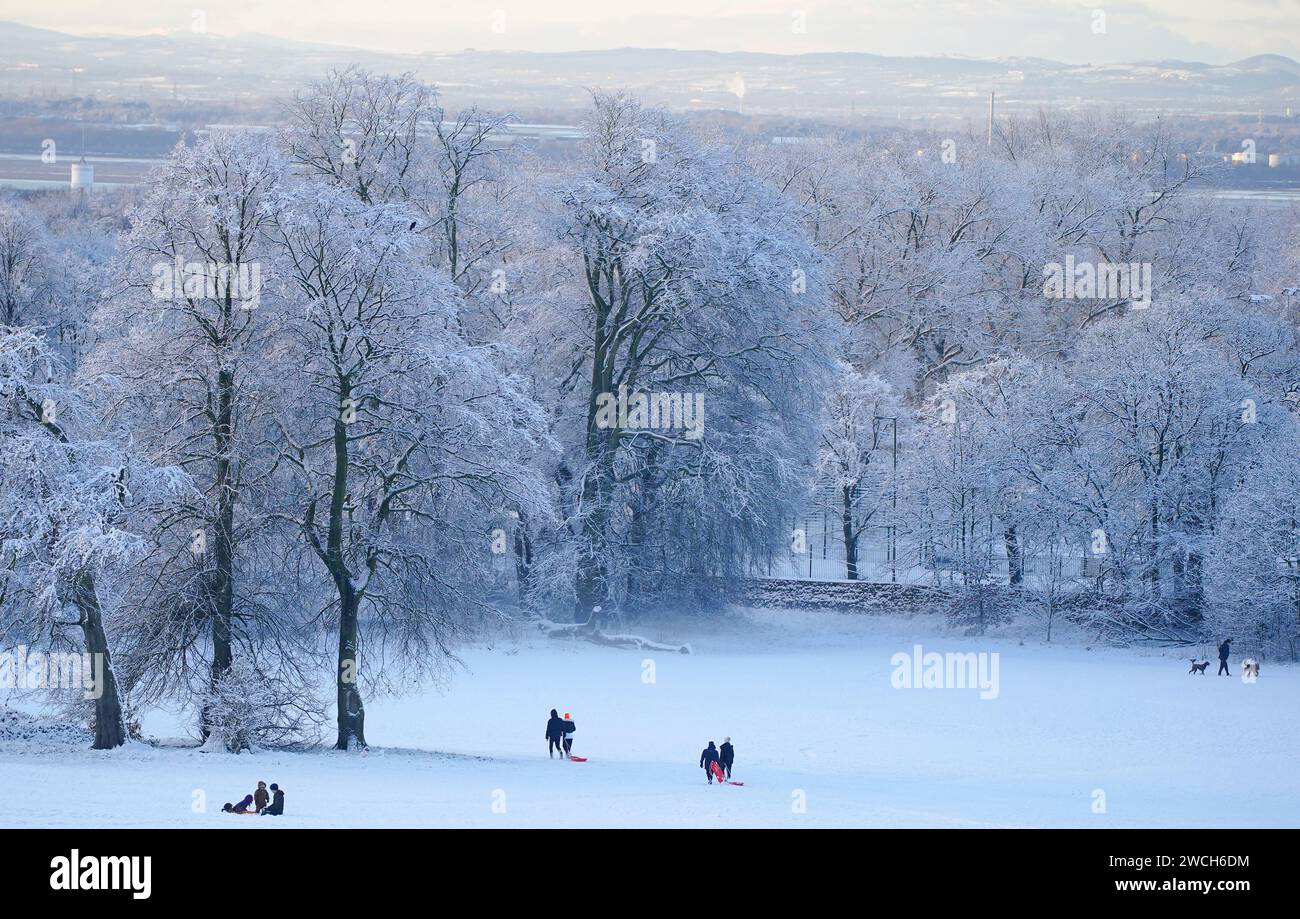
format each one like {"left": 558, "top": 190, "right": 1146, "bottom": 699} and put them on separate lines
{"left": 550, "top": 90, "right": 835, "bottom": 618}
{"left": 85, "top": 131, "right": 290, "bottom": 741}
{"left": 0, "top": 196, "right": 52, "bottom": 328}
{"left": 815, "top": 364, "right": 907, "bottom": 580}
{"left": 0, "top": 327, "right": 186, "bottom": 748}
{"left": 1205, "top": 423, "right": 1300, "bottom": 659}
{"left": 269, "top": 179, "right": 552, "bottom": 749}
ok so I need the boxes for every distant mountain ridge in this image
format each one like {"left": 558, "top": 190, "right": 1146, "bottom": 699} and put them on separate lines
{"left": 1, "top": 21, "right": 1297, "bottom": 120}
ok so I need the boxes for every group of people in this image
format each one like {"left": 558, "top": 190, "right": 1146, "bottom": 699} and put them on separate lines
{"left": 544, "top": 709, "right": 577, "bottom": 758}
{"left": 544, "top": 710, "right": 738, "bottom": 784}
{"left": 222, "top": 780, "right": 286, "bottom": 816}
{"left": 699, "top": 739, "right": 736, "bottom": 784}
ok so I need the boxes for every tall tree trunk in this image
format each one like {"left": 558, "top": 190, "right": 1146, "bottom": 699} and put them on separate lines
{"left": 334, "top": 574, "right": 366, "bottom": 750}
{"left": 575, "top": 474, "right": 610, "bottom": 624}
{"left": 577, "top": 303, "right": 616, "bottom": 622}
{"left": 1182, "top": 508, "right": 1204, "bottom": 622}
{"left": 1004, "top": 525, "right": 1023, "bottom": 586}
{"left": 71, "top": 569, "right": 128, "bottom": 750}
{"left": 201, "top": 366, "right": 237, "bottom": 740}
{"left": 512, "top": 509, "right": 534, "bottom": 601}
{"left": 327, "top": 397, "right": 366, "bottom": 750}
{"left": 1149, "top": 506, "right": 1161, "bottom": 595}
{"left": 841, "top": 484, "right": 858, "bottom": 581}
{"left": 37, "top": 410, "right": 128, "bottom": 749}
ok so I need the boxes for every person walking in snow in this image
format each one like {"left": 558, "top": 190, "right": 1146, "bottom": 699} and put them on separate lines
{"left": 700, "top": 741, "right": 721, "bottom": 784}
{"left": 260, "top": 783, "right": 285, "bottom": 816}
{"left": 1218, "top": 638, "right": 1233, "bottom": 676}
{"left": 719, "top": 738, "right": 735, "bottom": 780}
{"left": 561, "top": 712, "right": 576, "bottom": 758}
{"left": 545, "top": 708, "right": 566, "bottom": 759}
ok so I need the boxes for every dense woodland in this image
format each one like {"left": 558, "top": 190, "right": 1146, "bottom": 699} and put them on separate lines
{"left": 3, "top": 69, "right": 1299, "bottom": 751}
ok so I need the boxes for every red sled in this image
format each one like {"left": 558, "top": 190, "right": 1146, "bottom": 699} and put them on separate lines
{"left": 710, "top": 762, "right": 743, "bottom": 785}
{"left": 568, "top": 756, "right": 588, "bottom": 762}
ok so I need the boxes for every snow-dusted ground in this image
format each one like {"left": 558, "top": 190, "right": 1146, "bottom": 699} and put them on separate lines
{"left": 2, "top": 609, "right": 1296, "bottom": 828}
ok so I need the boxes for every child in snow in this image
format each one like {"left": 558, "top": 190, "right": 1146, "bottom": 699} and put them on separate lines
{"left": 254, "top": 780, "right": 270, "bottom": 814}
{"left": 562, "top": 713, "right": 576, "bottom": 758}
{"left": 223, "top": 793, "right": 256, "bottom": 814}
{"left": 260, "top": 783, "right": 285, "bottom": 816}
{"left": 545, "top": 708, "right": 566, "bottom": 759}
{"left": 719, "top": 738, "right": 735, "bottom": 779}
{"left": 700, "top": 741, "right": 721, "bottom": 784}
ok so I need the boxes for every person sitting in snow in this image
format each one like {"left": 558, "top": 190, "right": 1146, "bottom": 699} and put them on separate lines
{"left": 260, "top": 783, "right": 285, "bottom": 816}
{"left": 545, "top": 708, "right": 566, "bottom": 759}
{"left": 700, "top": 741, "right": 721, "bottom": 784}
{"left": 719, "top": 738, "right": 735, "bottom": 779}
{"left": 254, "top": 780, "right": 270, "bottom": 814}
{"left": 223, "top": 793, "right": 255, "bottom": 814}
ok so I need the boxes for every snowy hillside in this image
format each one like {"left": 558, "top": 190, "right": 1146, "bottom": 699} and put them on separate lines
{"left": 3, "top": 610, "right": 1294, "bottom": 829}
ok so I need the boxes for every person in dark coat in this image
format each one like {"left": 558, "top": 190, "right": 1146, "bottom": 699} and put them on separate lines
{"left": 1218, "top": 638, "right": 1233, "bottom": 676}
{"left": 700, "top": 741, "right": 720, "bottom": 784}
{"left": 719, "top": 738, "right": 735, "bottom": 779}
{"left": 254, "top": 781, "right": 270, "bottom": 814}
{"left": 223, "top": 794, "right": 255, "bottom": 814}
{"left": 561, "top": 713, "right": 576, "bottom": 757}
{"left": 260, "top": 783, "right": 285, "bottom": 816}
{"left": 545, "top": 709, "right": 566, "bottom": 759}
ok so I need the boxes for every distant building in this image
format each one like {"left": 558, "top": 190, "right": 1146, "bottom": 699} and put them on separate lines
{"left": 1268, "top": 153, "right": 1300, "bottom": 167}
{"left": 70, "top": 156, "right": 94, "bottom": 191}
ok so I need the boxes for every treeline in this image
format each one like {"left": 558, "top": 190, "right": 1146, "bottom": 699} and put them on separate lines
{"left": 1, "top": 70, "right": 1298, "bottom": 753}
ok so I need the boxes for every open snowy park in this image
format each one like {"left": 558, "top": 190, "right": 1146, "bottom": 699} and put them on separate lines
{"left": 4, "top": 2, "right": 1300, "bottom": 860}
{"left": 3, "top": 608, "right": 1294, "bottom": 829}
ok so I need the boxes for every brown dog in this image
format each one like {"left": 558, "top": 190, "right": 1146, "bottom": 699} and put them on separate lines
{"left": 1188, "top": 659, "right": 1210, "bottom": 674}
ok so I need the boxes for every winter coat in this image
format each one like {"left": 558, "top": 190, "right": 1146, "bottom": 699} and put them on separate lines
{"left": 562, "top": 720, "right": 576, "bottom": 736}
{"left": 262, "top": 789, "right": 285, "bottom": 816}
{"left": 719, "top": 742, "right": 734, "bottom": 765}
{"left": 254, "top": 788, "right": 270, "bottom": 811}
{"left": 1218, "top": 641, "right": 1232, "bottom": 662}
{"left": 545, "top": 716, "right": 565, "bottom": 741}
{"left": 700, "top": 744, "right": 719, "bottom": 768}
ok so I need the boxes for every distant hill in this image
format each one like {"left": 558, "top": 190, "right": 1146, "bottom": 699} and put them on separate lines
{"left": 0, "top": 22, "right": 1296, "bottom": 121}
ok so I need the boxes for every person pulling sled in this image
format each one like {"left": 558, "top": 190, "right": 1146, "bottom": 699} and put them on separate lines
{"left": 700, "top": 741, "right": 722, "bottom": 784}
{"left": 719, "top": 738, "right": 735, "bottom": 779}
{"left": 562, "top": 713, "right": 576, "bottom": 758}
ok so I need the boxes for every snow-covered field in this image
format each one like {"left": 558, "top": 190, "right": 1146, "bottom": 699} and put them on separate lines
{"left": 2, "top": 609, "right": 1296, "bottom": 828}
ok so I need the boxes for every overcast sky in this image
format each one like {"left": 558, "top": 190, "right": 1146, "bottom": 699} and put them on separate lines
{"left": 2, "top": 0, "right": 1297, "bottom": 64}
